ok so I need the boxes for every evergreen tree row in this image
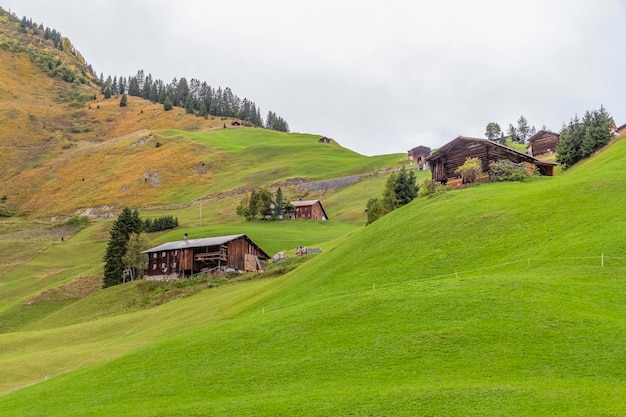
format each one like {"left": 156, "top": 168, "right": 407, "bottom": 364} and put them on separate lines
{"left": 100, "top": 69, "right": 289, "bottom": 131}
{"left": 143, "top": 215, "right": 179, "bottom": 233}
{"left": 556, "top": 106, "right": 613, "bottom": 169}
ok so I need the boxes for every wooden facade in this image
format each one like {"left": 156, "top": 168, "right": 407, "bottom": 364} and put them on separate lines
{"left": 143, "top": 234, "right": 270, "bottom": 281}
{"left": 289, "top": 200, "right": 329, "bottom": 220}
{"left": 407, "top": 146, "right": 431, "bottom": 171}
{"left": 425, "top": 136, "right": 557, "bottom": 184}
{"left": 527, "top": 130, "right": 560, "bottom": 157}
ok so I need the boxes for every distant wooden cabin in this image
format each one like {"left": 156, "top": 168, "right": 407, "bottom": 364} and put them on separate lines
{"left": 527, "top": 130, "right": 560, "bottom": 157}
{"left": 617, "top": 123, "right": 626, "bottom": 137}
{"left": 318, "top": 136, "right": 331, "bottom": 144}
{"left": 231, "top": 121, "right": 241, "bottom": 126}
{"left": 407, "top": 146, "right": 431, "bottom": 170}
{"left": 143, "top": 234, "right": 269, "bottom": 281}
{"left": 425, "top": 136, "right": 557, "bottom": 185}
{"left": 288, "top": 199, "right": 329, "bottom": 220}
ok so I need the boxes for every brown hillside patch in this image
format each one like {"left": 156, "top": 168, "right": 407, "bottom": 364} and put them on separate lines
{"left": 0, "top": 37, "right": 244, "bottom": 218}
{"left": 25, "top": 274, "right": 102, "bottom": 305}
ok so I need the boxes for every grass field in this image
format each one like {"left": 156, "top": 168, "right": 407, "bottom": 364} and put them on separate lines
{"left": 1, "top": 136, "right": 626, "bottom": 414}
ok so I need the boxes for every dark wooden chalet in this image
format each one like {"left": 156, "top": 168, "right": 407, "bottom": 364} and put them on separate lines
{"left": 425, "top": 136, "right": 557, "bottom": 184}
{"left": 527, "top": 130, "right": 560, "bottom": 157}
{"left": 143, "top": 234, "right": 270, "bottom": 281}
{"left": 408, "top": 146, "right": 431, "bottom": 171}
{"left": 318, "top": 136, "right": 331, "bottom": 143}
{"left": 617, "top": 123, "right": 626, "bottom": 137}
{"left": 288, "top": 199, "right": 329, "bottom": 220}
{"left": 231, "top": 121, "right": 241, "bottom": 126}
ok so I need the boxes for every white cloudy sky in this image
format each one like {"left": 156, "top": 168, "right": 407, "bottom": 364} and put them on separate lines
{"left": 3, "top": 0, "right": 625, "bottom": 155}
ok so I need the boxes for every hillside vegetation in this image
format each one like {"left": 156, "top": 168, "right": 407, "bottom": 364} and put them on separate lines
{"left": 2, "top": 6, "right": 625, "bottom": 416}
{"left": 1, "top": 134, "right": 626, "bottom": 414}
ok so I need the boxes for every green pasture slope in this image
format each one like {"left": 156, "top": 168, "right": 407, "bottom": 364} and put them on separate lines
{"left": 2, "top": 138, "right": 626, "bottom": 415}
{"left": 153, "top": 128, "right": 404, "bottom": 203}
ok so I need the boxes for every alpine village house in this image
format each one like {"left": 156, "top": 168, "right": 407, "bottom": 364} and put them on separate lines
{"left": 425, "top": 136, "right": 557, "bottom": 185}
{"left": 143, "top": 234, "right": 270, "bottom": 281}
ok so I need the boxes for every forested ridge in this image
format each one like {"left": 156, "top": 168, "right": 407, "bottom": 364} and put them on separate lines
{"left": 3, "top": 7, "right": 289, "bottom": 132}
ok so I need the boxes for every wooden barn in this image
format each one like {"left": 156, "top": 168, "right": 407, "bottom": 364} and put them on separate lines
{"left": 288, "top": 199, "right": 329, "bottom": 220}
{"left": 425, "top": 136, "right": 557, "bottom": 185}
{"left": 407, "top": 146, "right": 432, "bottom": 171}
{"left": 143, "top": 234, "right": 270, "bottom": 281}
{"left": 527, "top": 130, "right": 560, "bottom": 157}
{"left": 318, "top": 136, "right": 331, "bottom": 143}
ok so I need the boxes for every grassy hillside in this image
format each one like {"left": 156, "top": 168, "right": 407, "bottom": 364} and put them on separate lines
{"left": 3, "top": 9, "right": 406, "bottom": 219}
{"left": 1, "top": 135, "right": 626, "bottom": 414}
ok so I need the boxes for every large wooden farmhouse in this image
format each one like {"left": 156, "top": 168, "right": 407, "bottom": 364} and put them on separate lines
{"left": 527, "top": 130, "right": 560, "bottom": 157}
{"left": 143, "top": 234, "right": 270, "bottom": 281}
{"left": 426, "top": 136, "right": 557, "bottom": 185}
{"left": 407, "top": 146, "right": 432, "bottom": 171}
{"left": 288, "top": 199, "right": 329, "bottom": 220}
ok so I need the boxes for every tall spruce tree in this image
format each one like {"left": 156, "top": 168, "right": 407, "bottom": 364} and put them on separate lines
{"left": 103, "top": 208, "right": 143, "bottom": 288}
{"left": 395, "top": 167, "right": 418, "bottom": 206}
{"left": 516, "top": 115, "right": 531, "bottom": 143}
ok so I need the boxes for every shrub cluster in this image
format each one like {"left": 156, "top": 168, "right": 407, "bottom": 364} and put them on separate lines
{"left": 488, "top": 160, "right": 528, "bottom": 182}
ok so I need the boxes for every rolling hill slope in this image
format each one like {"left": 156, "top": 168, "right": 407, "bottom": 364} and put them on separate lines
{"left": 1, "top": 136, "right": 625, "bottom": 415}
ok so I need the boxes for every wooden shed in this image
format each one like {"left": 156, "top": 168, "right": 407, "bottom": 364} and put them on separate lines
{"left": 288, "top": 199, "right": 329, "bottom": 220}
{"left": 318, "top": 136, "right": 331, "bottom": 143}
{"left": 408, "top": 146, "right": 432, "bottom": 171}
{"left": 527, "top": 130, "right": 560, "bottom": 157}
{"left": 425, "top": 136, "right": 557, "bottom": 185}
{"left": 143, "top": 234, "right": 270, "bottom": 281}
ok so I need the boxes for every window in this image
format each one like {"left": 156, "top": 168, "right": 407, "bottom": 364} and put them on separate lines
{"left": 161, "top": 263, "right": 166, "bottom": 268}
{"left": 152, "top": 253, "right": 157, "bottom": 259}
{"left": 172, "top": 261, "right": 177, "bottom": 268}
{"left": 162, "top": 252, "right": 166, "bottom": 257}
{"left": 152, "top": 263, "right": 156, "bottom": 270}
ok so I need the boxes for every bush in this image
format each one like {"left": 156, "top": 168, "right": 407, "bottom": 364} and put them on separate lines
{"left": 419, "top": 179, "right": 437, "bottom": 197}
{"left": 455, "top": 157, "right": 483, "bottom": 184}
{"left": 489, "top": 160, "right": 528, "bottom": 182}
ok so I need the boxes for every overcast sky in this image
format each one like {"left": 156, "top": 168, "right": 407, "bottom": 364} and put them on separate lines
{"left": 3, "top": 0, "right": 625, "bottom": 155}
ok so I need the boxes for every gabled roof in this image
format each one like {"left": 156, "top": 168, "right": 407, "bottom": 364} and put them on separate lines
{"left": 527, "top": 129, "right": 559, "bottom": 144}
{"left": 408, "top": 145, "right": 431, "bottom": 154}
{"left": 291, "top": 199, "right": 322, "bottom": 207}
{"left": 425, "top": 136, "right": 556, "bottom": 166}
{"left": 143, "top": 234, "right": 269, "bottom": 258}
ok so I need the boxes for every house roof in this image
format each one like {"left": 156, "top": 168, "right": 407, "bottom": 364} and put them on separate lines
{"left": 291, "top": 199, "right": 322, "bottom": 207}
{"left": 143, "top": 234, "right": 269, "bottom": 258}
{"left": 527, "top": 129, "right": 559, "bottom": 145}
{"left": 426, "top": 136, "right": 557, "bottom": 166}
{"left": 408, "top": 145, "right": 431, "bottom": 154}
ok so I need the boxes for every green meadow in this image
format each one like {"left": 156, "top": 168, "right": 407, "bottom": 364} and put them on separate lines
{"left": 1, "top": 132, "right": 626, "bottom": 415}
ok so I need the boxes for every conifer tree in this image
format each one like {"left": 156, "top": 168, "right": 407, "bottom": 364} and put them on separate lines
{"left": 119, "top": 94, "right": 127, "bottom": 107}
{"left": 103, "top": 208, "right": 143, "bottom": 288}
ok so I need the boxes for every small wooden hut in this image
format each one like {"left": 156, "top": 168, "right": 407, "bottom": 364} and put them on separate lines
{"left": 407, "top": 146, "right": 432, "bottom": 170}
{"left": 527, "top": 130, "right": 560, "bottom": 157}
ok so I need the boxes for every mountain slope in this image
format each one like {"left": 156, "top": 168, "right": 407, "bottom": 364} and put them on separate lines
{"left": 1, "top": 137, "right": 625, "bottom": 414}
